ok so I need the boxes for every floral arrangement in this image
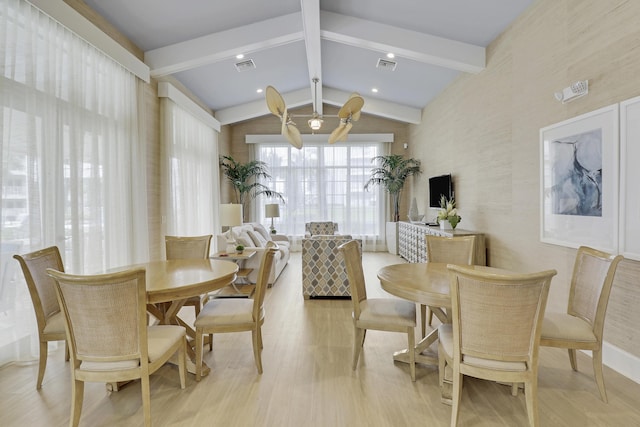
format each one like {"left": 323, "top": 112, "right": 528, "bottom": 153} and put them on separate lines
{"left": 437, "top": 195, "right": 461, "bottom": 229}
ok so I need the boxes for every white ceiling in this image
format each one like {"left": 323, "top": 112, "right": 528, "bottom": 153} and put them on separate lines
{"left": 83, "top": 0, "right": 534, "bottom": 125}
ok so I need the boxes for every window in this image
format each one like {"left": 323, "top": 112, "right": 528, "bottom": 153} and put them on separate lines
{"left": 255, "top": 140, "right": 388, "bottom": 251}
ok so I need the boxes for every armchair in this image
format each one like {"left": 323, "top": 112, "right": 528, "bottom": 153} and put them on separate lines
{"left": 305, "top": 221, "right": 339, "bottom": 237}
{"left": 302, "top": 235, "right": 361, "bottom": 299}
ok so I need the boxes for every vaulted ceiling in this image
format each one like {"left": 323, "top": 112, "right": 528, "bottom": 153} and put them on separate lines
{"left": 83, "top": 0, "right": 534, "bottom": 127}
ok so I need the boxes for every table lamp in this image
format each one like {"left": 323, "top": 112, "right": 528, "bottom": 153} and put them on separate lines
{"left": 220, "top": 203, "right": 243, "bottom": 253}
{"left": 265, "top": 203, "right": 280, "bottom": 234}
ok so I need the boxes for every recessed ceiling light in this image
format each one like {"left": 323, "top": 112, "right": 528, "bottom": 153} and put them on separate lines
{"left": 236, "top": 54, "right": 244, "bottom": 59}
{"left": 371, "top": 88, "right": 378, "bottom": 93}
{"left": 256, "top": 88, "right": 263, "bottom": 93}
{"left": 386, "top": 53, "right": 395, "bottom": 59}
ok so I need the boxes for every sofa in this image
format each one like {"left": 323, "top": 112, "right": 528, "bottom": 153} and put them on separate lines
{"left": 216, "top": 222, "right": 290, "bottom": 286}
{"left": 302, "top": 235, "right": 361, "bottom": 299}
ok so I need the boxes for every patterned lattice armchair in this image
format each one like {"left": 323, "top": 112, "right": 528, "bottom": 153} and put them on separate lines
{"left": 304, "top": 221, "right": 339, "bottom": 237}
{"left": 302, "top": 235, "right": 361, "bottom": 299}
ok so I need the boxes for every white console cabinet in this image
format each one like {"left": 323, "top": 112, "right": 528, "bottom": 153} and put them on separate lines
{"left": 398, "top": 221, "right": 486, "bottom": 265}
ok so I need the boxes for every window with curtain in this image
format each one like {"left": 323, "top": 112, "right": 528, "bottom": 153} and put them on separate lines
{"left": 254, "top": 141, "right": 388, "bottom": 251}
{"left": 0, "top": 0, "right": 147, "bottom": 365}
{"left": 161, "top": 98, "right": 219, "bottom": 240}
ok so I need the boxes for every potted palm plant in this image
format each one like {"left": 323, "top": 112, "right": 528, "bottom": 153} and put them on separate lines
{"left": 364, "top": 154, "right": 422, "bottom": 254}
{"left": 219, "top": 155, "right": 285, "bottom": 222}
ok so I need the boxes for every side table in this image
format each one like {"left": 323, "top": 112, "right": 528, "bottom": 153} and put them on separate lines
{"left": 210, "top": 250, "right": 257, "bottom": 298}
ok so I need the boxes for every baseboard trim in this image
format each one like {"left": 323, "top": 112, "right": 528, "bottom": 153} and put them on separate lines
{"left": 602, "top": 341, "right": 640, "bottom": 385}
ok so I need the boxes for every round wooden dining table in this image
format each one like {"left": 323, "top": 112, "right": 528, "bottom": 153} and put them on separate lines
{"left": 108, "top": 258, "right": 238, "bottom": 377}
{"left": 377, "top": 262, "right": 509, "bottom": 366}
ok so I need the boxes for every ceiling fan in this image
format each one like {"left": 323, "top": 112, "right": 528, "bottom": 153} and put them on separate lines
{"left": 265, "top": 78, "right": 364, "bottom": 148}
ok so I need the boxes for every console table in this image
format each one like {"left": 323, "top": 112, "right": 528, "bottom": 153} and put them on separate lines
{"left": 398, "top": 221, "right": 486, "bottom": 265}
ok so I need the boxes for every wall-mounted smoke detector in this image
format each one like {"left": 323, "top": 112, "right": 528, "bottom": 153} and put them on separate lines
{"left": 376, "top": 58, "right": 397, "bottom": 71}
{"left": 234, "top": 59, "right": 256, "bottom": 72}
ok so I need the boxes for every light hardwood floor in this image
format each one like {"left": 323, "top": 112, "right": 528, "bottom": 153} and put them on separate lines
{"left": 2, "top": 252, "right": 640, "bottom": 426}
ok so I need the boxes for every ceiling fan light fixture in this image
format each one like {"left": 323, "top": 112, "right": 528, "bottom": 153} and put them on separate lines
{"left": 308, "top": 114, "right": 323, "bottom": 131}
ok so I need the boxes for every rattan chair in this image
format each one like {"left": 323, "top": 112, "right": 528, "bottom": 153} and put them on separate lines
{"left": 339, "top": 240, "right": 417, "bottom": 381}
{"left": 47, "top": 267, "right": 187, "bottom": 427}
{"left": 165, "top": 234, "right": 212, "bottom": 316}
{"left": 194, "top": 241, "right": 278, "bottom": 380}
{"left": 13, "top": 246, "right": 69, "bottom": 389}
{"left": 439, "top": 265, "right": 556, "bottom": 427}
{"left": 539, "top": 246, "right": 623, "bottom": 403}
{"left": 422, "top": 235, "right": 476, "bottom": 336}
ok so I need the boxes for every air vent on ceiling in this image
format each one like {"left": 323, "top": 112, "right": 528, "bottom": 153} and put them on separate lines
{"left": 376, "top": 58, "right": 397, "bottom": 71}
{"left": 234, "top": 59, "right": 256, "bottom": 72}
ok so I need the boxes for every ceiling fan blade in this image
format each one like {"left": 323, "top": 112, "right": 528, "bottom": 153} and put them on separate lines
{"left": 337, "top": 122, "right": 353, "bottom": 142}
{"left": 284, "top": 123, "right": 303, "bottom": 149}
{"left": 266, "top": 85, "right": 286, "bottom": 117}
{"left": 347, "top": 93, "right": 363, "bottom": 121}
{"left": 328, "top": 122, "right": 346, "bottom": 144}
{"left": 338, "top": 94, "right": 364, "bottom": 120}
{"left": 280, "top": 108, "right": 289, "bottom": 135}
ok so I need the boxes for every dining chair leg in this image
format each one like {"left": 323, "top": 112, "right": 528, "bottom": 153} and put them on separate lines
{"left": 178, "top": 337, "right": 186, "bottom": 389}
{"left": 209, "top": 334, "right": 213, "bottom": 351}
{"left": 450, "top": 369, "right": 462, "bottom": 427}
{"left": 141, "top": 372, "right": 151, "bottom": 427}
{"left": 252, "top": 328, "right": 263, "bottom": 374}
{"left": 524, "top": 379, "right": 539, "bottom": 427}
{"left": 568, "top": 348, "right": 577, "bottom": 371}
{"left": 70, "top": 378, "right": 84, "bottom": 427}
{"left": 195, "top": 328, "right": 204, "bottom": 382}
{"left": 352, "top": 327, "right": 365, "bottom": 370}
{"left": 37, "top": 340, "right": 48, "bottom": 389}
{"left": 420, "top": 304, "right": 427, "bottom": 337}
{"left": 593, "top": 348, "right": 608, "bottom": 403}
{"left": 511, "top": 382, "right": 519, "bottom": 396}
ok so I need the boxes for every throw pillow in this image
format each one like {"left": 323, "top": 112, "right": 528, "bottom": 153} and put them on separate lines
{"left": 247, "top": 230, "right": 268, "bottom": 248}
{"left": 253, "top": 223, "right": 272, "bottom": 241}
{"left": 236, "top": 233, "right": 253, "bottom": 248}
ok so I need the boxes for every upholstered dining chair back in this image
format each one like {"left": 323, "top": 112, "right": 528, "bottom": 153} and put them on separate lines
{"left": 47, "top": 267, "right": 186, "bottom": 427}
{"left": 422, "top": 235, "right": 477, "bottom": 335}
{"left": 567, "top": 246, "right": 621, "bottom": 331}
{"left": 13, "top": 246, "right": 68, "bottom": 389}
{"left": 425, "top": 235, "right": 476, "bottom": 265}
{"left": 165, "top": 235, "right": 212, "bottom": 315}
{"left": 253, "top": 241, "right": 278, "bottom": 321}
{"left": 165, "top": 235, "right": 212, "bottom": 260}
{"left": 539, "top": 246, "right": 623, "bottom": 403}
{"left": 340, "top": 239, "right": 367, "bottom": 318}
{"left": 441, "top": 265, "right": 557, "bottom": 427}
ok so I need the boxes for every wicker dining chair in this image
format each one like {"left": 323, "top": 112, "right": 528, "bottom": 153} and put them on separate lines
{"left": 539, "top": 246, "right": 623, "bottom": 403}
{"left": 165, "top": 234, "right": 213, "bottom": 316}
{"left": 194, "top": 241, "right": 278, "bottom": 380}
{"left": 339, "top": 240, "right": 417, "bottom": 381}
{"left": 13, "top": 246, "right": 69, "bottom": 389}
{"left": 422, "top": 235, "right": 476, "bottom": 336}
{"left": 439, "top": 265, "right": 557, "bottom": 427}
{"left": 47, "top": 267, "right": 187, "bottom": 427}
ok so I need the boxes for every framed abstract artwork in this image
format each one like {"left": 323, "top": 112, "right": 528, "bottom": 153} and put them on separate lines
{"left": 619, "top": 96, "right": 640, "bottom": 260}
{"left": 539, "top": 104, "right": 619, "bottom": 252}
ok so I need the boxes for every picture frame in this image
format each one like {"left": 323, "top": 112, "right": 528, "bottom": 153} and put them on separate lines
{"left": 619, "top": 96, "right": 640, "bottom": 260}
{"left": 539, "top": 104, "right": 619, "bottom": 252}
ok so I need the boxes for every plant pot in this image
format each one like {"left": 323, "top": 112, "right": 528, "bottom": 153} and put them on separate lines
{"left": 440, "top": 221, "right": 452, "bottom": 230}
{"left": 386, "top": 221, "right": 399, "bottom": 255}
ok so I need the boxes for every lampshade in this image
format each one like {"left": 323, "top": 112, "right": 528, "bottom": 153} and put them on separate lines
{"left": 219, "top": 203, "right": 243, "bottom": 227}
{"left": 265, "top": 203, "right": 280, "bottom": 218}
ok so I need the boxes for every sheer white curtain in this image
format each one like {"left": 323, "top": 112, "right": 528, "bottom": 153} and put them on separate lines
{"left": 254, "top": 141, "right": 389, "bottom": 251}
{"left": 161, "top": 98, "right": 219, "bottom": 241}
{"left": 0, "top": 0, "right": 148, "bottom": 365}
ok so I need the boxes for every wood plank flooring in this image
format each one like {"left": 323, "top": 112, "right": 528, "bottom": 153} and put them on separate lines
{"left": 1, "top": 251, "right": 639, "bottom": 426}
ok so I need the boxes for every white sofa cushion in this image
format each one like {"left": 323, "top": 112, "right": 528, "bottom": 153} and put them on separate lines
{"left": 248, "top": 230, "right": 268, "bottom": 247}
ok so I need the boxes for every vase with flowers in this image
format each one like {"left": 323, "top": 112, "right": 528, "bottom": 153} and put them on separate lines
{"left": 437, "top": 195, "right": 461, "bottom": 230}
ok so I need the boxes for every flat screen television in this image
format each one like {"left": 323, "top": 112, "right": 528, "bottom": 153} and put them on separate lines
{"left": 428, "top": 174, "right": 453, "bottom": 208}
